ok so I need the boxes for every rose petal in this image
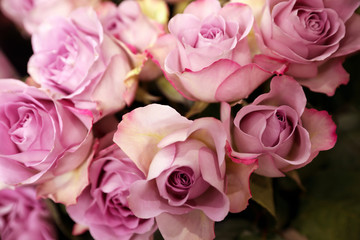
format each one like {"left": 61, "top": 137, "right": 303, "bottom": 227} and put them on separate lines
{"left": 301, "top": 108, "right": 337, "bottom": 159}
{"left": 156, "top": 211, "right": 215, "bottom": 240}
{"left": 184, "top": 0, "right": 221, "bottom": 20}
{"left": 254, "top": 75, "right": 306, "bottom": 116}
{"left": 226, "top": 159, "right": 258, "bottom": 213}
{"left": 114, "top": 104, "right": 191, "bottom": 175}
{"left": 297, "top": 58, "right": 349, "bottom": 96}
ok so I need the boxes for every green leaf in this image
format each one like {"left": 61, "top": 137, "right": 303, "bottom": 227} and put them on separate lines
{"left": 250, "top": 174, "right": 276, "bottom": 218}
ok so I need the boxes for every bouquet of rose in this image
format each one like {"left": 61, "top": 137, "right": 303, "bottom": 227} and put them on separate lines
{"left": 0, "top": 0, "right": 359, "bottom": 239}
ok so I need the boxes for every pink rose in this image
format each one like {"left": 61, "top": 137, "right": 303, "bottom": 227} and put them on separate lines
{"left": 150, "top": 0, "right": 286, "bottom": 102}
{"left": 222, "top": 76, "right": 337, "bottom": 177}
{"left": 0, "top": 0, "right": 99, "bottom": 35}
{"left": 258, "top": 0, "right": 360, "bottom": 95}
{"left": 99, "top": 1, "right": 163, "bottom": 54}
{"left": 28, "top": 7, "right": 138, "bottom": 121}
{"left": 98, "top": 1, "right": 164, "bottom": 81}
{"left": 114, "top": 104, "right": 230, "bottom": 239}
{"left": 0, "top": 79, "right": 93, "bottom": 185}
{"left": 67, "top": 143, "right": 156, "bottom": 240}
{"left": 0, "top": 186, "right": 56, "bottom": 240}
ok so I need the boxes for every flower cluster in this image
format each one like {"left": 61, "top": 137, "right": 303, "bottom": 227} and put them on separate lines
{"left": 0, "top": 0, "right": 358, "bottom": 239}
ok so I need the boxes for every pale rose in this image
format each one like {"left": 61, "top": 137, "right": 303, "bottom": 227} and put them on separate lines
{"left": 114, "top": 104, "right": 230, "bottom": 240}
{"left": 0, "top": 79, "right": 93, "bottom": 186}
{"left": 67, "top": 144, "right": 156, "bottom": 240}
{"left": 0, "top": 186, "right": 56, "bottom": 240}
{"left": 0, "top": 0, "right": 99, "bottom": 35}
{"left": 257, "top": 0, "right": 360, "bottom": 95}
{"left": 222, "top": 76, "right": 337, "bottom": 177}
{"left": 28, "top": 7, "right": 138, "bottom": 121}
{"left": 150, "top": 0, "right": 287, "bottom": 102}
{"left": 99, "top": 1, "right": 163, "bottom": 54}
{"left": 98, "top": 0, "right": 164, "bottom": 81}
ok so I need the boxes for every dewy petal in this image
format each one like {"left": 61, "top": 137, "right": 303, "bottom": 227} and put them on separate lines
{"left": 184, "top": 0, "right": 221, "bottom": 21}
{"left": 156, "top": 211, "right": 215, "bottom": 240}
{"left": 113, "top": 104, "right": 191, "bottom": 175}
{"left": 253, "top": 75, "right": 307, "bottom": 116}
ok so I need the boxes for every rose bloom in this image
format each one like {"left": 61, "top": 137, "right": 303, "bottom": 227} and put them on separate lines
{"left": 0, "top": 79, "right": 93, "bottom": 186}
{"left": 114, "top": 104, "right": 231, "bottom": 239}
{"left": 99, "top": 0, "right": 163, "bottom": 54}
{"left": 222, "top": 75, "right": 337, "bottom": 177}
{"left": 67, "top": 143, "right": 156, "bottom": 240}
{"left": 256, "top": 0, "right": 360, "bottom": 95}
{"left": 28, "top": 7, "right": 138, "bottom": 121}
{"left": 150, "top": 0, "right": 287, "bottom": 102}
{"left": 0, "top": 0, "right": 99, "bottom": 35}
{"left": 98, "top": 0, "right": 164, "bottom": 81}
{"left": 0, "top": 186, "right": 56, "bottom": 240}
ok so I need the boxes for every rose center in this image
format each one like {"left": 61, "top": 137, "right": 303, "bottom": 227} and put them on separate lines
{"left": 166, "top": 167, "right": 194, "bottom": 199}
{"left": 200, "top": 25, "right": 223, "bottom": 40}
{"left": 306, "top": 14, "right": 323, "bottom": 32}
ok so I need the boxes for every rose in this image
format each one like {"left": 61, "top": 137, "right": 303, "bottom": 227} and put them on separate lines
{"left": 67, "top": 143, "right": 156, "bottom": 240}
{"left": 113, "top": 104, "right": 231, "bottom": 239}
{"left": 0, "top": 0, "right": 99, "bottom": 35}
{"left": 257, "top": 0, "right": 360, "bottom": 95}
{"left": 150, "top": 0, "right": 286, "bottom": 102}
{"left": 222, "top": 75, "right": 337, "bottom": 177}
{"left": 98, "top": 0, "right": 164, "bottom": 81}
{"left": 99, "top": 1, "right": 163, "bottom": 54}
{"left": 0, "top": 186, "right": 56, "bottom": 240}
{"left": 0, "top": 79, "right": 93, "bottom": 186}
{"left": 28, "top": 7, "right": 138, "bottom": 121}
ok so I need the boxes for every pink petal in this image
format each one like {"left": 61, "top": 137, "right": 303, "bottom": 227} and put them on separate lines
{"left": 168, "top": 14, "right": 201, "bottom": 42}
{"left": 226, "top": 159, "right": 258, "bottom": 213}
{"left": 184, "top": 0, "right": 221, "bottom": 20}
{"left": 215, "top": 63, "right": 272, "bottom": 102}
{"left": 156, "top": 211, "right": 215, "bottom": 240}
{"left": 297, "top": 58, "right": 349, "bottom": 96}
{"left": 254, "top": 75, "right": 307, "bottom": 116}
{"left": 128, "top": 180, "right": 190, "bottom": 218}
{"left": 255, "top": 154, "right": 286, "bottom": 177}
{"left": 36, "top": 143, "right": 95, "bottom": 205}
{"left": 323, "top": 0, "right": 360, "bottom": 21}
{"left": 301, "top": 108, "right": 337, "bottom": 159}
{"left": 333, "top": 14, "right": 360, "bottom": 57}
{"left": 219, "top": 2, "right": 254, "bottom": 40}
{"left": 286, "top": 62, "right": 319, "bottom": 78}
{"left": 180, "top": 59, "right": 242, "bottom": 102}
{"left": 91, "top": 52, "right": 137, "bottom": 120}
{"left": 113, "top": 104, "right": 191, "bottom": 175}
